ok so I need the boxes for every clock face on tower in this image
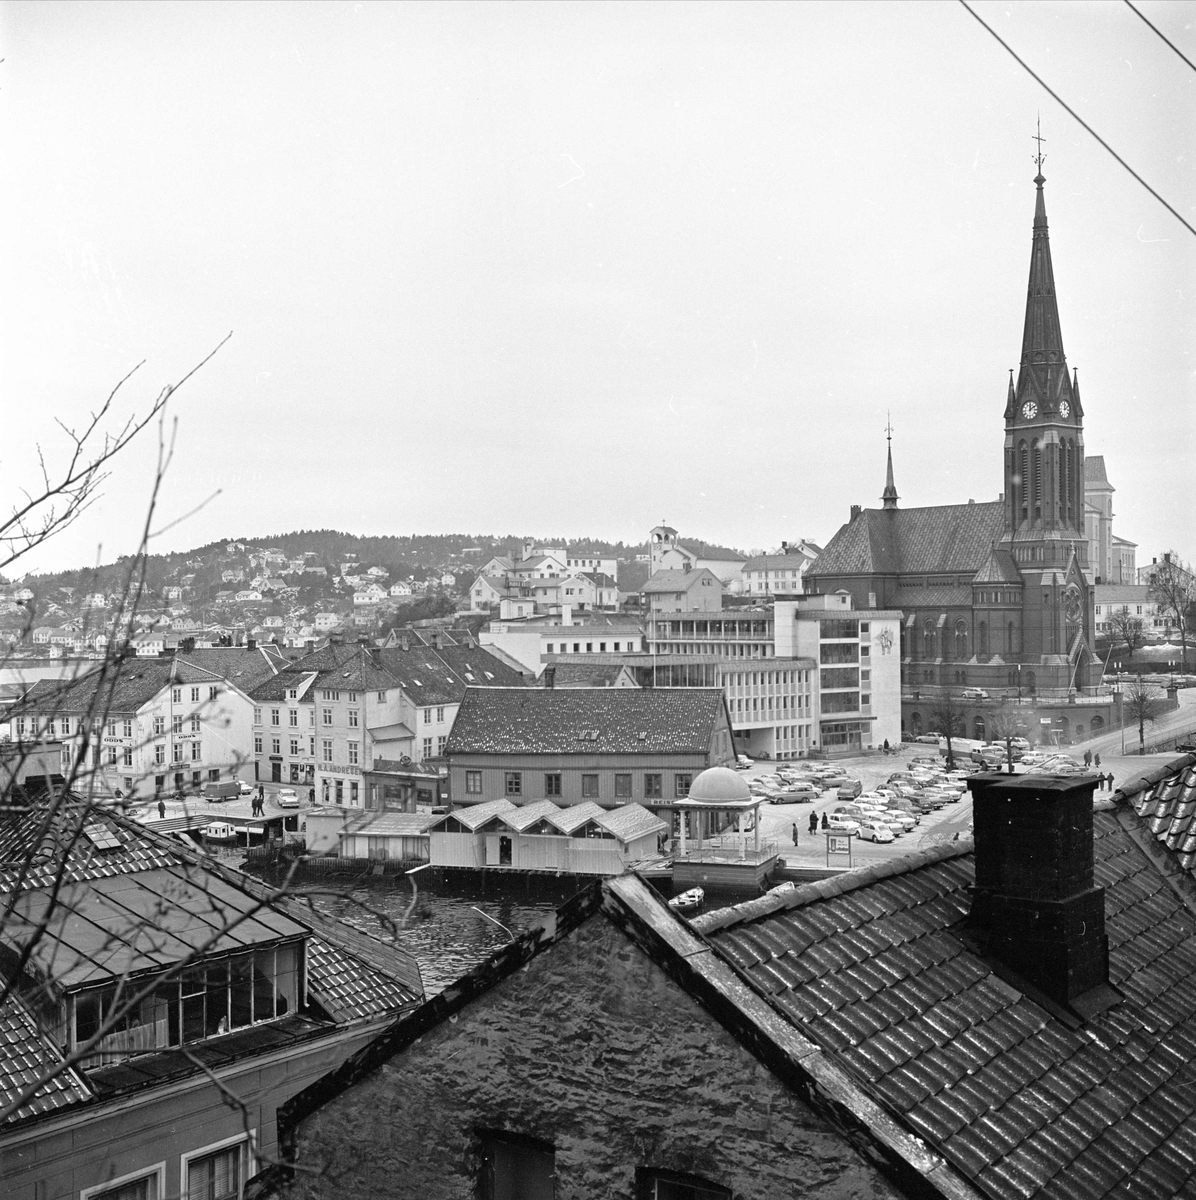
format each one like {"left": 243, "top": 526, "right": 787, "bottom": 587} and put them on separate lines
{"left": 1059, "top": 400, "right": 1070, "bottom": 417}
{"left": 1021, "top": 401, "right": 1038, "bottom": 420}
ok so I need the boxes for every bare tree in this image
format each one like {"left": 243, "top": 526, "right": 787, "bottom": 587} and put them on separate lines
{"left": 986, "top": 702, "right": 1026, "bottom": 774}
{"left": 0, "top": 344, "right": 419, "bottom": 1182}
{"left": 1105, "top": 606, "right": 1148, "bottom": 664}
{"left": 1121, "top": 675, "right": 1167, "bottom": 756}
{"left": 927, "top": 691, "right": 966, "bottom": 771}
{"left": 1146, "top": 552, "right": 1196, "bottom": 672}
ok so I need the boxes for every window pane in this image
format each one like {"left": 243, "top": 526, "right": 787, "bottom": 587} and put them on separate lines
{"left": 187, "top": 1144, "right": 242, "bottom": 1200}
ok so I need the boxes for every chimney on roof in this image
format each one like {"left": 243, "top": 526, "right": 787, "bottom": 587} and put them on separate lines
{"left": 305, "top": 640, "right": 315, "bottom": 653}
{"left": 850, "top": 505, "right": 862, "bottom": 522}
{"left": 544, "top": 665, "right": 556, "bottom": 689}
{"left": 430, "top": 631, "right": 440, "bottom": 649}
{"left": 967, "top": 775, "right": 1107, "bottom": 1008}
{"left": 246, "top": 638, "right": 256, "bottom": 651}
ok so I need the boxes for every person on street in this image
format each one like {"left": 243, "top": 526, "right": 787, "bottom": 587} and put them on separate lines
{"left": 1084, "top": 750, "right": 1093, "bottom": 767}
{"left": 308, "top": 786, "right": 315, "bottom": 806}
{"left": 820, "top": 812, "right": 829, "bottom": 830}
{"left": 792, "top": 823, "right": 799, "bottom": 847}
{"left": 1094, "top": 753, "right": 1102, "bottom": 770}
{"left": 157, "top": 799, "right": 166, "bottom": 820}
{"left": 809, "top": 811, "right": 818, "bottom": 835}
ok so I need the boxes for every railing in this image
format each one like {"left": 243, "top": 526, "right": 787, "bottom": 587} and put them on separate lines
{"left": 674, "top": 836, "right": 778, "bottom": 865}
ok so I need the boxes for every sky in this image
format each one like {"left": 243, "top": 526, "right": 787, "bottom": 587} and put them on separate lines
{"left": 1, "top": 0, "right": 1193, "bottom": 577}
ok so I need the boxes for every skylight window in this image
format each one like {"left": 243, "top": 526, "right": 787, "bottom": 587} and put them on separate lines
{"left": 577, "top": 729, "right": 601, "bottom": 742}
{"left": 83, "top": 823, "right": 121, "bottom": 852}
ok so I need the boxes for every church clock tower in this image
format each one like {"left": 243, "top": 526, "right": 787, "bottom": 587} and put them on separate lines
{"left": 1000, "top": 148, "right": 1093, "bottom": 690}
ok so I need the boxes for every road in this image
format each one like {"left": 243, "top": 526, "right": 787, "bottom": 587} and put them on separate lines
{"left": 1076, "top": 687, "right": 1196, "bottom": 759}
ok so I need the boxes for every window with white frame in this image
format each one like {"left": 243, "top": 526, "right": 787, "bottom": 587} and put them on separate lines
{"left": 182, "top": 1134, "right": 253, "bottom": 1200}
{"left": 191, "top": 686, "right": 200, "bottom": 703}
{"left": 289, "top": 709, "right": 298, "bottom": 727}
{"left": 348, "top": 741, "right": 359, "bottom": 765}
{"left": 422, "top": 737, "right": 433, "bottom": 759}
{"left": 253, "top": 707, "right": 262, "bottom": 726}
{"left": 322, "top": 739, "right": 333, "bottom": 763}
{"left": 81, "top": 1163, "right": 165, "bottom": 1200}
{"left": 348, "top": 709, "right": 358, "bottom": 727}
{"left": 172, "top": 687, "right": 182, "bottom": 703}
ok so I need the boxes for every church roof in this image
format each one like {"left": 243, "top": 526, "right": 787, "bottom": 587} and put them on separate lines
{"left": 889, "top": 585, "right": 974, "bottom": 610}
{"left": 812, "top": 502, "right": 1006, "bottom": 579}
{"left": 1085, "top": 455, "right": 1112, "bottom": 488}
{"left": 972, "top": 548, "right": 1022, "bottom": 585}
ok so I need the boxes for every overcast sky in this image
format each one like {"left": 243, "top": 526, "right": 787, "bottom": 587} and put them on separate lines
{"left": 2, "top": 1, "right": 1193, "bottom": 577}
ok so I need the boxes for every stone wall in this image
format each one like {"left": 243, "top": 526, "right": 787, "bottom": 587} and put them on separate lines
{"left": 284, "top": 916, "right": 900, "bottom": 1199}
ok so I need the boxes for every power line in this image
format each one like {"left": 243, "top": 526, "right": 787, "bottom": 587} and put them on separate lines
{"left": 958, "top": 0, "right": 1196, "bottom": 240}
{"left": 1124, "top": 0, "right": 1196, "bottom": 75}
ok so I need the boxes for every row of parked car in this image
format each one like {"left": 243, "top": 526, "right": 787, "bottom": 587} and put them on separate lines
{"left": 825, "top": 758, "right": 974, "bottom": 841}
{"left": 747, "top": 765, "right": 865, "bottom": 805}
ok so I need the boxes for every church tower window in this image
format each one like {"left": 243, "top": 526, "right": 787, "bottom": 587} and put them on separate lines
{"left": 922, "top": 621, "right": 936, "bottom": 660}
{"left": 1032, "top": 440, "right": 1042, "bottom": 520}
{"left": 979, "top": 621, "right": 988, "bottom": 656}
{"left": 1019, "top": 442, "right": 1029, "bottom": 525}
{"left": 954, "top": 621, "right": 968, "bottom": 660}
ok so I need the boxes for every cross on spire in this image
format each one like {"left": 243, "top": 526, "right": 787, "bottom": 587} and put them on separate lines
{"left": 1033, "top": 116, "right": 1046, "bottom": 179}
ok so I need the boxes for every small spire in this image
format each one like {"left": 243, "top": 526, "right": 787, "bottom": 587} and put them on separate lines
{"left": 881, "top": 415, "right": 899, "bottom": 510}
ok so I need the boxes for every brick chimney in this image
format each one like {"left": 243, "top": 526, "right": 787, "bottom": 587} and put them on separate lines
{"left": 967, "top": 775, "right": 1107, "bottom": 1007}
{"left": 543, "top": 665, "right": 556, "bottom": 689}
{"left": 850, "top": 505, "right": 862, "bottom": 522}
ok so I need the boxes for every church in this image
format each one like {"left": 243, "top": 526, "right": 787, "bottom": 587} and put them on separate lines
{"left": 806, "top": 162, "right": 1110, "bottom": 744}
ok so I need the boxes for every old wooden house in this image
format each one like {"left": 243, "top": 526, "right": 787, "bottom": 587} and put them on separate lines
{"left": 444, "top": 685, "right": 735, "bottom": 811}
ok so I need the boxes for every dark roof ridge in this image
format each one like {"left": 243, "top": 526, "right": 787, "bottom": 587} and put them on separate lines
{"left": 690, "top": 838, "right": 975, "bottom": 934}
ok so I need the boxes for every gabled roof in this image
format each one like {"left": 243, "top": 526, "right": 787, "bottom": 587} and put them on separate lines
{"left": 640, "top": 568, "right": 721, "bottom": 594}
{"left": 539, "top": 663, "right": 638, "bottom": 689}
{"left": 433, "top": 798, "right": 517, "bottom": 831}
{"left": 812, "top": 502, "right": 1006, "bottom": 579}
{"left": 741, "top": 554, "right": 811, "bottom": 572}
{"left": 445, "top": 687, "right": 728, "bottom": 756}
{"left": 593, "top": 803, "right": 667, "bottom": 842}
{"left": 7, "top": 659, "right": 227, "bottom": 720}
{"left": 177, "top": 645, "right": 286, "bottom": 692}
{"left": 1094, "top": 584, "right": 1150, "bottom": 605}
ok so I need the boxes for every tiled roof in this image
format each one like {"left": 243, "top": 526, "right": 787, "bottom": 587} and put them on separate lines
{"left": 177, "top": 646, "right": 286, "bottom": 692}
{"left": 540, "top": 664, "right": 635, "bottom": 688}
{"left": 8, "top": 659, "right": 225, "bottom": 719}
{"left": 812, "top": 502, "right": 1007, "bottom": 579}
{"left": 1094, "top": 584, "right": 1150, "bottom": 605}
{"left": 692, "top": 798, "right": 1196, "bottom": 1200}
{"left": 1120, "top": 752, "right": 1196, "bottom": 870}
{"left": 445, "top": 687, "right": 728, "bottom": 756}
{"left": 741, "top": 554, "right": 811, "bottom": 572}
{"left": 0, "top": 998, "right": 91, "bottom": 1122}
{"left": 1085, "top": 456, "right": 1111, "bottom": 487}
{"left": 972, "top": 550, "right": 1022, "bottom": 585}
{"left": 641, "top": 568, "right": 720, "bottom": 594}
{"left": 888, "top": 586, "right": 974, "bottom": 610}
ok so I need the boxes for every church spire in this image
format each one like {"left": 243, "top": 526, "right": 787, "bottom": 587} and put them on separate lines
{"left": 1014, "top": 123, "right": 1074, "bottom": 415}
{"left": 881, "top": 416, "right": 899, "bottom": 510}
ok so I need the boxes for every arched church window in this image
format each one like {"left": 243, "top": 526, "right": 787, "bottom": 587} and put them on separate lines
{"left": 979, "top": 621, "right": 988, "bottom": 656}
{"left": 1032, "top": 440, "right": 1042, "bottom": 519}
{"left": 954, "top": 620, "right": 968, "bottom": 660}
{"left": 1018, "top": 441, "right": 1029, "bottom": 525}
{"left": 923, "top": 621, "right": 936, "bottom": 660}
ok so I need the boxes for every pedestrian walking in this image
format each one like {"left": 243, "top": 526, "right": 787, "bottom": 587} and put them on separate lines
{"left": 1083, "top": 749, "right": 1093, "bottom": 767}
{"left": 1094, "top": 753, "right": 1101, "bottom": 770}
{"left": 809, "top": 811, "right": 818, "bottom": 835}
{"left": 308, "top": 787, "right": 315, "bottom": 806}
{"left": 157, "top": 799, "right": 166, "bottom": 820}
{"left": 792, "top": 823, "right": 799, "bottom": 848}
{"left": 820, "top": 812, "right": 829, "bottom": 830}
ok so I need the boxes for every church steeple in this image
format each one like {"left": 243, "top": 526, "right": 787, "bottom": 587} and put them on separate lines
{"left": 881, "top": 417, "right": 898, "bottom": 510}
{"left": 1013, "top": 134, "right": 1075, "bottom": 419}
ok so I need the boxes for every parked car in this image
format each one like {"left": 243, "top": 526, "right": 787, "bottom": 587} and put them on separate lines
{"left": 775, "top": 783, "right": 819, "bottom": 802}
{"left": 735, "top": 754, "right": 754, "bottom": 770}
{"left": 275, "top": 788, "right": 300, "bottom": 808}
{"left": 915, "top": 734, "right": 943, "bottom": 744}
{"left": 826, "top": 813, "right": 860, "bottom": 833}
{"left": 836, "top": 780, "right": 863, "bottom": 800}
{"left": 238, "top": 781, "right": 255, "bottom": 796}
{"left": 857, "top": 821, "right": 895, "bottom": 843}
{"left": 960, "top": 687, "right": 990, "bottom": 700}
